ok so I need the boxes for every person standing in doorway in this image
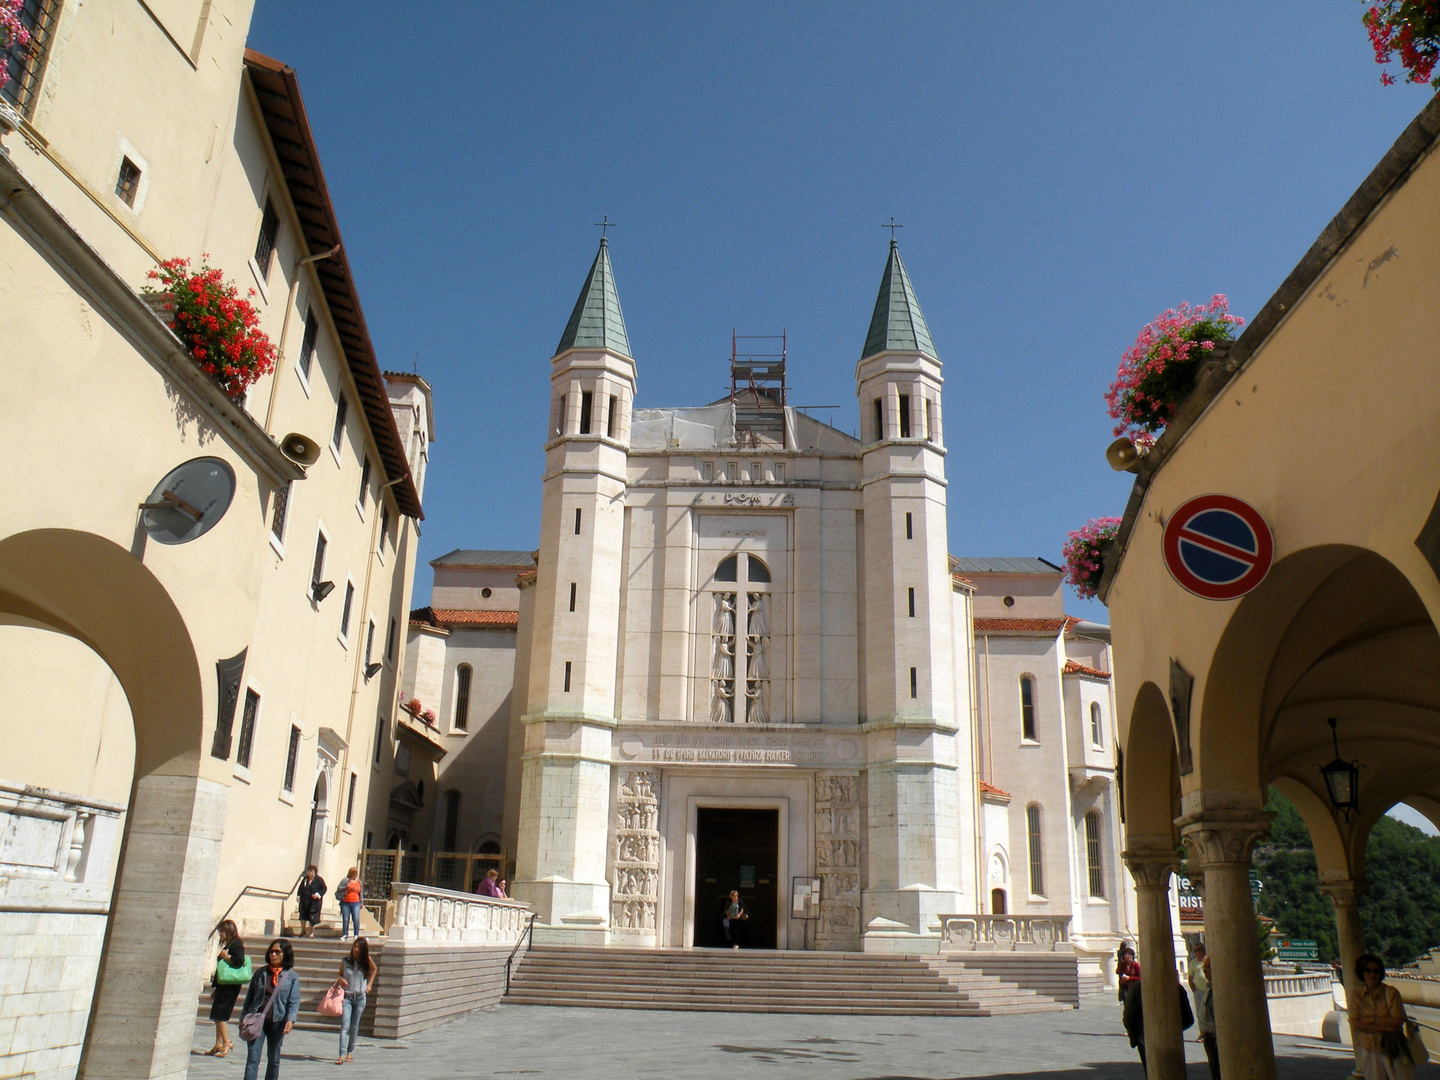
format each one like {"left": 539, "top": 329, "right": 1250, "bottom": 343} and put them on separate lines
{"left": 334, "top": 936, "right": 377, "bottom": 1065}
{"left": 206, "top": 920, "right": 245, "bottom": 1057}
{"left": 240, "top": 939, "right": 299, "bottom": 1080}
{"left": 337, "top": 867, "right": 363, "bottom": 939}
{"left": 296, "top": 865, "right": 326, "bottom": 938}
{"left": 1351, "top": 953, "right": 1417, "bottom": 1080}
{"left": 720, "top": 889, "right": 748, "bottom": 950}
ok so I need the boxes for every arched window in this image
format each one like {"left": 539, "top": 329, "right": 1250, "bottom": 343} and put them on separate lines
{"left": 477, "top": 839, "right": 501, "bottom": 855}
{"left": 1090, "top": 701, "right": 1103, "bottom": 747}
{"left": 443, "top": 790, "right": 461, "bottom": 851}
{"left": 1020, "top": 676, "right": 1037, "bottom": 741}
{"left": 709, "top": 553, "right": 772, "bottom": 723}
{"left": 453, "top": 664, "right": 472, "bottom": 731}
{"left": 1026, "top": 803, "right": 1044, "bottom": 896}
{"left": 1085, "top": 810, "right": 1105, "bottom": 898}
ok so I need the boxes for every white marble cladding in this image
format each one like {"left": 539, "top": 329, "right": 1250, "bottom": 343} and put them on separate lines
{"left": 0, "top": 780, "right": 124, "bottom": 911}
{"left": 614, "top": 723, "right": 862, "bottom": 768}
{"left": 388, "top": 882, "right": 532, "bottom": 943}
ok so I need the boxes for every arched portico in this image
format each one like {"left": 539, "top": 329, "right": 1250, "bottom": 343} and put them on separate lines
{"left": 0, "top": 528, "right": 228, "bottom": 1080}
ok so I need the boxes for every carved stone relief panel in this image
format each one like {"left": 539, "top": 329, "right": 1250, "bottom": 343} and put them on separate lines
{"left": 813, "top": 771, "right": 861, "bottom": 950}
{"left": 612, "top": 769, "right": 661, "bottom": 936}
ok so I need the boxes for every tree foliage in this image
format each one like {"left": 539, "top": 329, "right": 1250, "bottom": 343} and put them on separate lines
{"left": 1251, "top": 788, "right": 1440, "bottom": 968}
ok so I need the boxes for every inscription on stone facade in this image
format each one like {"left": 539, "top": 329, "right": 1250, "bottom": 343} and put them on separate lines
{"left": 814, "top": 771, "right": 861, "bottom": 950}
{"left": 646, "top": 732, "right": 825, "bottom": 765}
{"left": 611, "top": 770, "right": 661, "bottom": 934}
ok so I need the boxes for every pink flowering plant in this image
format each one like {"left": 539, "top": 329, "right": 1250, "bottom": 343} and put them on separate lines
{"left": 0, "top": 0, "right": 31, "bottom": 94}
{"left": 1364, "top": 1, "right": 1440, "bottom": 87}
{"left": 1105, "top": 295, "right": 1243, "bottom": 446}
{"left": 1063, "top": 517, "right": 1122, "bottom": 601}
{"left": 143, "top": 257, "right": 276, "bottom": 399}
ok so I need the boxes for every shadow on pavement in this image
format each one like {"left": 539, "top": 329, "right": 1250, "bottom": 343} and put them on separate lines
{"left": 841, "top": 1054, "right": 1357, "bottom": 1080}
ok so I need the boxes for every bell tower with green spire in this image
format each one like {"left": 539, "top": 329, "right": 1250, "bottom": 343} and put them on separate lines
{"left": 855, "top": 238, "right": 970, "bottom": 949}
{"left": 511, "top": 237, "right": 635, "bottom": 944}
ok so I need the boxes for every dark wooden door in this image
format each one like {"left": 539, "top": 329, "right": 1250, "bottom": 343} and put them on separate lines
{"left": 694, "top": 807, "right": 779, "bottom": 948}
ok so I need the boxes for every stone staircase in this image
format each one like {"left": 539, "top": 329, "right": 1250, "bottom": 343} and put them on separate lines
{"left": 195, "top": 937, "right": 388, "bottom": 1035}
{"left": 505, "top": 945, "right": 1075, "bottom": 1016}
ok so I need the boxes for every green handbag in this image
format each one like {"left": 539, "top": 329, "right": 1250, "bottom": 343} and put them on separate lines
{"left": 216, "top": 955, "right": 253, "bottom": 986}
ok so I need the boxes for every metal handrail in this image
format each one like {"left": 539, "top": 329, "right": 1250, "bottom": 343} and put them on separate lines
{"left": 210, "top": 872, "right": 306, "bottom": 942}
{"left": 504, "top": 912, "right": 537, "bottom": 995}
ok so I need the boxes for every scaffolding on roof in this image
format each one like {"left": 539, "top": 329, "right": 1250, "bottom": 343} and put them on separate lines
{"left": 730, "top": 330, "right": 788, "bottom": 449}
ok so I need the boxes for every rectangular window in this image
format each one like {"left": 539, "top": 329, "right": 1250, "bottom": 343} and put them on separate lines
{"left": 773, "top": 462, "right": 784, "bottom": 483}
{"left": 569, "top": 582, "right": 577, "bottom": 612}
{"left": 331, "top": 394, "right": 348, "bottom": 452}
{"left": 364, "top": 620, "right": 375, "bottom": 667}
{"left": 346, "top": 772, "right": 358, "bottom": 824}
{"left": 379, "top": 505, "right": 390, "bottom": 552}
{"left": 298, "top": 308, "right": 319, "bottom": 381}
{"left": 1085, "top": 811, "right": 1105, "bottom": 898}
{"left": 580, "top": 390, "right": 593, "bottom": 435}
{"left": 556, "top": 394, "right": 566, "bottom": 436}
{"left": 925, "top": 398, "right": 935, "bottom": 442}
{"left": 310, "top": 531, "right": 327, "bottom": 592}
{"left": 386, "top": 617, "right": 397, "bottom": 661}
{"left": 1091, "top": 703, "right": 1104, "bottom": 747}
{"left": 1027, "top": 805, "right": 1045, "bottom": 895}
{"left": 340, "top": 582, "right": 355, "bottom": 639}
{"left": 909, "top": 666, "right": 918, "bottom": 699}
{"left": 607, "top": 395, "right": 618, "bottom": 437}
{"left": 1021, "top": 677, "right": 1037, "bottom": 740}
{"left": 874, "top": 398, "right": 884, "bottom": 441}
{"left": 358, "top": 457, "right": 371, "bottom": 507}
{"left": 394, "top": 742, "right": 411, "bottom": 777}
{"left": 908, "top": 587, "right": 916, "bottom": 618}
{"left": 254, "top": 198, "right": 280, "bottom": 276}
{"left": 271, "top": 482, "right": 290, "bottom": 543}
{"left": 564, "top": 661, "right": 572, "bottom": 693}
{"left": 750, "top": 461, "right": 762, "bottom": 483}
{"left": 574, "top": 508, "right": 582, "bottom": 535}
{"left": 115, "top": 157, "right": 141, "bottom": 207}
{"left": 905, "top": 512, "right": 913, "bottom": 540}
{"left": 373, "top": 713, "right": 385, "bottom": 765}
{"left": 726, "top": 461, "right": 738, "bottom": 482}
{"left": 898, "top": 394, "right": 911, "bottom": 438}
{"left": 282, "top": 724, "right": 301, "bottom": 793}
{"left": 2, "top": 0, "right": 58, "bottom": 116}
{"left": 236, "top": 689, "right": 260, "bottom": 769}
{"left": 454, "top": 665, "right": 472, "bottom": 731}
{"left": 701, "top": 461, "right": 714, "bottom": 481}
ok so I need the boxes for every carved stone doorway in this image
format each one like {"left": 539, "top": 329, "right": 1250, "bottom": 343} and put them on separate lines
{"left": 693, "top": 807, "right": 778, "bottom": 949}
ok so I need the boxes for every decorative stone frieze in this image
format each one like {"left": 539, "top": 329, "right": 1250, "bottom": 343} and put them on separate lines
{"left": 387, "top": 882, "right": 531, "bottom": 943}
{"left": 611, "top": 769, "right": 661, "bottom": 937}
{"left": 814, "top": 771, "right": 861, "bottom": 950}
{"left": 1177, "top": 812, "right": 1273, "bottom": 869}
{"left": 938, "top": 913, "right": 1073, "bottom": 951}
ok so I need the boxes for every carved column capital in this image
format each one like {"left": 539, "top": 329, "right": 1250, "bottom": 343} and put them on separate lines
{"left": 1177, "top": 811, "right": 1273, "bottom": 869}
{"left": 1123, "top": 849, "right": 1179, "bottom": 890}
{"left": 1318, "top": 878, "right": 1368, "bottom": 909}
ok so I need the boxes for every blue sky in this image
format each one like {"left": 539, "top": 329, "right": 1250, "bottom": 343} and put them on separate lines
{"left": 249, "top": 2, "right": 1432, "bottom": 621}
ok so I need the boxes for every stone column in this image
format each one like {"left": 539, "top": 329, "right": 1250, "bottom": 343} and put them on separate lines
{"left": 1123, "top": 849, "right": 1186, "bottom": 1080}
{"left": 1319, "top": 878, "right": 1368, "bottom": 1079}
{"left": 82, "top": 773, "right": 229, "bottom": 1080}
{"left": 1181, "top": 813, "right": 1276, "bottom": 1080}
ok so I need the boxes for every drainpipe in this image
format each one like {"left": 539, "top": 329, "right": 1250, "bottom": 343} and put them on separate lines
{"left": 263, "top": 243, "right": 342, "bottom": 434}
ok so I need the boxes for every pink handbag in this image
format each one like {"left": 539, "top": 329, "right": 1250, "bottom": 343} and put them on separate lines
{"left": 318, "top": 980, "right": 345, "bottom": 1017}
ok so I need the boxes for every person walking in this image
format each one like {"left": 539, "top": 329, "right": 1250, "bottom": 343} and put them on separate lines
{"left": 1121, "top": 967, "right": 1194, "bottom": 1076}
{"left": 296, "top": 865, "right": 326, "bottom": 938}
{"left": 1117, "top": 944, "right": 1142, "bottom": 1001}
{"left": 240, "top": 939, "right": 300, "bottom": 1080}
{"left": 1351, "top": 953, "right": 1418, "bottom": 1080}
{"left": 1196, "top": 954, "right": 1220, "bottom": 1080}
{"left": 206, "top": 920, "right": 246, "bottom": 1057}
{"left": 720, "top": 889, "right": 748, "bottom": 950}
{"left": 334, "top": 936, "right": 377, "bottom": 1065}
{"left": 336, "top": 867, "right": 363, "bottom": 939}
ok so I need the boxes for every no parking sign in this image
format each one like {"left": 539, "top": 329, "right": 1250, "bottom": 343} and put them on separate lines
{"left": 1162, "top": 494, "right": 1274, "bottom": 600}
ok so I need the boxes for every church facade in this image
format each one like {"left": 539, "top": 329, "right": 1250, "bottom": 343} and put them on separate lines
{"left": 407, "top": 238, "right": 1135, "bottom": 975}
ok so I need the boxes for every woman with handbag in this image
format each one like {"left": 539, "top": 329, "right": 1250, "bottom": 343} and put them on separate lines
{"left": 332, "top": 936, "right": 377, "bottom": 1064}
{"left": 336, "top": 867, "right": 363, "bottom": 940}
{"left": 239, "top": 939, "right": 300, "bottom": 1080}
{"left": 1351, "top": 953, "right": 1420, "bottom": 1080}
{"left": 205, "top": 920, "right": 248, "bottom": 1057}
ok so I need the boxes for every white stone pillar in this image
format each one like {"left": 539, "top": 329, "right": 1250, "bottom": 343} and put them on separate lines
{"left": 1181, "top": 813, "right": 1277, "bottom": 1080}
{"left": 81, "top": 773, "right": 228, "bottom": 1080}
{"left": 1319, "top": 878, "right": 1368, "bottom": 1080}
{"left": 1123, "top": 849, "right": 1186, "bottom": 1080}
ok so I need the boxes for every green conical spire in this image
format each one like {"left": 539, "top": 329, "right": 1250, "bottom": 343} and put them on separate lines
{"left": 556, "top": 238, "right": 631, "bottom": 357}
{"left": 861, "top": 240, "right": 935, "bottom": 361}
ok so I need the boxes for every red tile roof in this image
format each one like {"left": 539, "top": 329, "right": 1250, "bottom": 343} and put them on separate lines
{"left": 1062, "top": 660, "right": 1111, "bottom": 680}
{"left": 979, "top": 780, "right": 1011, "bottom": 797}
{"left": 974, "top": 617, "right": 1068, "bottom": 634}
{"left": 410, "top": 606, "right": 519, "bottom": 628}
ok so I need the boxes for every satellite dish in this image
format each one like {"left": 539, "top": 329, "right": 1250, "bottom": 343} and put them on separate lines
{"left": 140, "top": 457, "right": 236, "bottom": 545}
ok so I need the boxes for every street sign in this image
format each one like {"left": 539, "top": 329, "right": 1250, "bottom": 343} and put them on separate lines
{"left": 1250, "top": 869, "right": 1263, "bottom": 903}
{"left": 1276, "top": 939, "right": 1320, "bottom": 962}
{"left": 1162, "top": 494, "right": 1274, "bottom": 601}
{"left": 1177, "top": 876, "right": 1204, "bottom": 924}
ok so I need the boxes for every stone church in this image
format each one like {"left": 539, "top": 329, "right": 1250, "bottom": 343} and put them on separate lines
{"left": 403, "top": 237, "right": 1136, "bottom": 979}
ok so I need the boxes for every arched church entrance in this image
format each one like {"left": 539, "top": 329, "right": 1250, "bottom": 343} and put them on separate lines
{"left": 0, "top": 528, "right": 220, "bottom": 1080}
{"left": 693, "top": 807, "right": 779, "bottom": 948}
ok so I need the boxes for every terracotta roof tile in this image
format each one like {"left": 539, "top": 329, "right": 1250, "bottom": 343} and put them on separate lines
{"left": 973, "top": 617, "right": 1070, "bottom": 634}
{"left": 979, "top": 780, "right": 1011, "bottom": 797}
{"left": 1062, "top": 660, "right": 1112, "bottom": 680}
{"left": 410, "top": 606, "right": 519, "bottom": 628}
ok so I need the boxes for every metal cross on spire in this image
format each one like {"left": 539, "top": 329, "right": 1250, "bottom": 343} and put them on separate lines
{"left": 883, "top": 216, "right": 903, "bottom": 242}
{"left": 595, "top": 215, "right": 617, "bottom": 240}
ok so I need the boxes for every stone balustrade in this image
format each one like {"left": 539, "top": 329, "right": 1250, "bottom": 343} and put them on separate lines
{"left": 937, "top": 913, "right": 1072, "bottom": 952}
{"left": 387, "top": 882, "right": 532, "bottom": 943}
{"left": 1263, "top": 971, "right": 1335, "bottom": 998}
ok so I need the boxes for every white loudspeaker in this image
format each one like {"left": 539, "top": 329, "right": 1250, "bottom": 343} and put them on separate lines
{"left": 280, "top": 432, "right": 321, "bottom": 468}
